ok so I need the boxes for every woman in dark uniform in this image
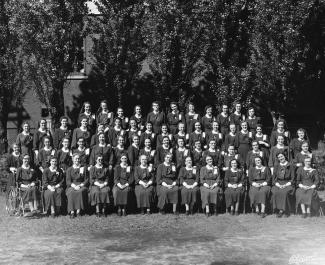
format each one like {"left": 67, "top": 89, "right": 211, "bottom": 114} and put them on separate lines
{"left": 56, "top": 137, "right": 73, "bottom": 173}
{"left": 296, "top": 157, "right": 319, "bottom": 218}
{"left": 185, "top": 102, "right": 200, "bottom": 134}
{"left": 235, "top": 121, "right": 252, "bottom": 165}
{"left": 224, "top": 159, "right": 244, "bottom": 215}
{"left": 16, "top": 122, "right": 34, "bottom": 164}
{"left": 167, "top": 102, "right": 184, "bottom": 135}
{"left": 146, "top": 101, "right": 165, "bottom": 134}
{"left": 43, "top": 156, "right": 64, "bottom": 217}
{"left": 89, "top": 154, "right": 110, "bottom": 217}
{"left": 79, "top": 101, "right": 96, "bottom": 133}
{"left": 156, "top": 152, "right": 179, "bottom": 214}
{"left": 71, "top": 117, "right": 91, "bottom": 150}
{"left": 179, "top": 156, "right": 199, "bottom": 215}
{"left": 134, "top": 155, "right": 155, "bottom": 214}
{"left": 271, "top": 153, "right": 295, "bottom": 217}
{"left": 53, "top": 116, "right": 72, "bottom": 150}
{"left": 66, "top": 153, "right": 89, "bottom": 218}
{"left": 6, "top": 143, "right": 23, "bottom": 191}
{"left": 113, "top": 153, "right": 133, "bottom": 216}
{"left": 201, "top": 105, "right": 215, "bottom": 133}
{"left": 248, "top": 156, "right": 271, "bottom": 218}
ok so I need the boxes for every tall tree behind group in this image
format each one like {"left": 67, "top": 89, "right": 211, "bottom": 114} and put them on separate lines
{"left": 0, "top": 0, "right": 25, "bottom": 154}
{"left": 10, "top": 0, "right": 87, "bottom": 125}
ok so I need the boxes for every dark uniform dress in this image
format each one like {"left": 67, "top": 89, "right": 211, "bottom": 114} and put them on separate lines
{"left": 33, "top": 130, "right": 52, "bottom": 152}
{"left": 37, "top": 148, "right": 56, "bottom": 170}
{"left": 185, "top": 113, "right": 200, "bottom": 134}
{"left": 130, "top": 114, "right": 145, "bottom": 130}
{"left": 216, "top": 113, "right": 230, "bottom": 135}
{"left": 235, "top": 131, "right": 252, "bottom": 165}
{"left": 223, "top": 132, "right": 236, "bottom": 152}
{"left": 296, "top": 167, "right": 319, "bottom": 208}
{"left": 246, "top": 116, "right": 260, "bottom": 134}
{"left": 16, "top": 132, "right": 34, "bottom": 163}
{"left": 89, "top": 166, "right": 110, "bottom": 206}
{"left": 79, "top": 112, "right": 97, "bottom": 133}
{"left": 167, "top": 111, "right": 184, "bottom": 135}
{"left": 139, "top": 131, "right": 156, "bottom": 149}
{"left": 155, "top": 146, "right": 173, "bottom": 167}
{"left": 112, "top": 147, "right": 127, "bottom": 167}
{"left": 16, "top": 166, "right": 38, "bottom": 203}
{"left": 224, "top": 169, "right": 244, "bottom": 208}
{"left": 289, "top": 138, "right": 309, "bottom": 159}
{"left": 126, "top": 129, "right": 141, "bottom": 147}
{"left": 127, "top": 144, "right": 140, "bottom": 168}
{"left": 202, "top": 149, "right": 222, "bottom": 167}
{"left": 71, "top": 128, "right": 91, "bottom": 149}
{"left": 90, "top": 132, "right": 108, "bottom": 149}
{"left": 271, "top": 163, "right": 295, "bottom": 212}
{"left": 156, "top": 133, "right": 173, "bottom": 149}
{"left": 139, "top": 148, "right": 156, "bottom": 166}
{"left": 201, "top": 115, "right": 215, "bottom": 133}
{"left": 173, "top": 132, "right": 189, "bottom": 148}
{"left": 270, "top": 129, "right": 290, "bottom": 147}
{"left": 246, "top": 150, "right": 266, "bottom": 169}
{"left": 146, "top": 111, "right": 165, "bottom": 134}
{"left": 89, "top": 145, "right": 113, "bottom": 168}
{"left": 113, "top": 165, "right": 133, "bottom": 206}
{"left": 293, "top": 152, "right": 313, "bottom": 167}
{"left": 53, "top": 127, "right": 72, "bottom": 150}
{"left": 96, "top": 111, "right": 113, "bottom": 129}
{"left": 248, "top": 166, "right": 271, "bottom": 205}
{"left": 206, "top": 131, "right": 223, "bottom": 150}
{"left": 222, "top": 153, "right": 242, "bottom": 170}
{"left": 73, "top": 148, "right": 90, "bottom": 167}
{"left": 189, "top": 131, "right": 206, "bottom": 149}
{"left": 66, "top": 166, "right": 89, "bottom": 212}
{"left": 200, "top": 166, "right": 223, "bottom": 208}
{"left": 191, "top": 148, "right": 204, "bottom": 170}
{"left": 156, "top": 163, "right": 179, "bottom": 209}
{"left": 179, "top": 167, "right": 199, "bottom": 207}
{"left": 268, "top": 145, "right": 290, "bottom": 169}
{"left": 174, "top": 148, "right": 190, "bottom": 171}
{"left": 134, "top": 166, "right": 155, "bottom": 208}
{"left": 56, "top": 149, "right": 72, "bottom": 172}
{"left": 107, "top": 128, "right": 126, "bottom": 147}
{"left": 6, "top": 153, "right": 23, "bottom": 188}
{"left": 43, "top": 168, "right": 64, "bottom": 211}
{"left": 229, "top": 113, "right": 244, "bottom": 131}
{"left": 253, "top": 133, "right": 270, "bottom": 162}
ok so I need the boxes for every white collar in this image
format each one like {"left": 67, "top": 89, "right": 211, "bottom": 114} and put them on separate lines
{"left": 205, "top": 114, "right": 212, "bottom": 118}
{"left": 208, "top": 148, "right": 215, "bottom": 153}
{"left": 114, "top": 126, "right": 121, "bottom": 131}
{"left": 241, "top": 130, "right": 248, "bottom": 134}
{"left": 206, "top": 165, "right": 214, "bottom": 170}
{"left": 12, "top": 152, "right": 20, "bottom": 157}
{"left": 38, "top": 128, "right": 46, "bottom": 133}
{"left": 185, "top": 166, "right": 193, "bottom": 171}
{"left": 144, "top": 147, "right": 151, "bottom": 152}
{"left": 49, "top": 167, "right": 57, "bottom": 172}
{"left": 43, "top": 147, "right": 52, "bottom": 151}
{"left": 132, "top": 143, "right": 139, "bottom": 149}
{"left": 276, "top": 144, "right": 284, "bottom": 149}
{"left": 304, "top": 167, "right": 313, "bottom": 171}
{"left": 194, "top": 148, "right": 202, "bottom": 152}
{"left": 95, "top": 164, "right": 103, "bottom": 169}
{"left": 280, "top": 161, "right": 288, "bottom": 166}
{"left": 140, "top": 165, "right": 147, "bottom": 169}
{"left": 61, "top": 147, "right": 69, "bottom": 152}
{"left": 234, "top": 111, "right": 241, "bottom": 115}
{"left": 230, "top": 132, "right": 236, "bottom": 136}
{"left": 163, "top": 162, "right": 171, "bottom": 167}
{"left": 221, "top": 112, "right": 228, "bottom": 117}
{"left": 80, "top": 127, "right": 87, "bottom": 131}
{"left": 230, "top": 168, "right": 238, "bottom": 172}
{"left": 22, "top": 164, "right": 30, "bottom": 169}
{"left": 60, "top": 126, "right": 67, "bottom": 130}
{"left": 145, "top": 130, "right": 152, "bottom": 134}
{"left": 98, "top": 143, "right": 106, "bottom": 147}
{"left": 120, "top": 163, "right": 128, "bottom": 168}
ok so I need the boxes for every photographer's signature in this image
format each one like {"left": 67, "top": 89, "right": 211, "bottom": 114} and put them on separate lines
{"left": 289, "top": 254, "right": 315, "bottom": 264}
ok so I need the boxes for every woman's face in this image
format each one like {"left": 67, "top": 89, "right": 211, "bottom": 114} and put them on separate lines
{"left": 188, "top": 104, "right": 194, "bottom": 112}
{"left": 130, "top": 120, "right": 137, "bottom": 129}
{"left": 252, "top": 142, "right": 259, "bottom": 151}
{"left": 228, "top": 146, "right": 235, "bottom": 155}
{"left": 23, "top": 123, "right": 29, "bottom": 132}
{"left": 78, "top": 139, "right": 85, "bottom": 148}
{"left": 222, "top": 105, "right": 228, "bottom": 113}
{"left": 302, "top": 143, "right": 309, "bottom": 152}
{"left": 135, "top": 106, "right": 141, "bottom": 115}
{"left": 206, "top": 107, "right": 212, "bottom": 115}
{"left": 152, "top": 103, "right": 159, "bottom": 112}
{"left": 50, "top": 158, "right": 57, "bottom": 167}
{"left": 278, "top": 154, "right": 286, "bottom": 164}
{"left": 146, "top": 123, "right": 152, "bottom": 131}
{"left": 185, "top": 157, "right": 192, "bottom": 167}
{"left": 115, "top": 119, "right": 121, "bottom": 127}
{"left": 171, "top": 104, "right": 177, "bottom": 111}
{"left": 304, "top": 158, "right": 311, "bottom": 167}
{"left": 40, "top": 120, "right": 47, "bottom": 130}
{"left": 85, "top": 103, "right": 91, "bottom": 112}
{"left": 144, "top": 139, "right": 151, "bottom": 148}
{"left": 178, "top": 139, "right": 184, "bottom": 147}
{"left": 13, "top": 144, "right": 19, "bottom": 153}
{"left": 194, "top": 141, "right": 201, "bottom": 149}
{"left": 178, "top": 123, "right": 185, "bottom": 132}
{"left": 101, "top": 102, "right": 107, "bottom": 111}
{"left": 117, "top": 108, "right": 123, "bottom": 117}
{"left": 230, "top": 125, "right": 236, "bottom": 133}
{"left": 162, "top": 125, "right": 168, "bottom": 134}
{"left": 140, "top": 156, "right": 147, "bottom": 166}
{"left": 206, "top": 157, "right": 213, "bottom": 166}
{"left": 277, "top": 136, "right": 284, "bottom": 145}
{"left": 62, "top": 139, "right": 69, "bottom": 148}
{"left": 212, "top": 122, "right": 219, "bottom": 131}
{"left": 195, "top": 122, "right": 201, "bottom": 131}
{"left": 99, "top": 134, "right": 105, "bottom": 144}
{"left": 23, "top": 156, "right": 30, "bottom": 166}
{"left": 133, "top": 136, "right": 139, "bottom": 145}
{"left": 235, "top": 104, "right": 241, "bottom": 112}
{"left": 298, "top": 130, "right": 305, "bottom": 139}
{"left": 118, "top": 137, "right": 124, "bottom": 146}
{"left": 61, "top": 118, "right": 68, "bottom": 127}
{"left": 96, "top": 156, "right": 103, "bottom": 166}
{"left": 162, "top": 137, "right": 169, "bottom": 146}
{"left": 121, "top": 156, "right": 127, "bottom": 164}
{"left": 277, "top": 122, "right": 284, "bottom": 130}
{"left": 164, "top": 154, "right": 172, "bottom": 163}
{"left": 97, "top": 124, "right": 104, "bottom": 133}
{"left": 209, "top": 141, "right": 216, "bottom": 149}
{"left": 255, "top": 158, "right": 262, "bottom": 167}
{"left": 73, "top": 155, "right": 80, "bottom": 165}
{"left": 256, "top": 127, "right": 262, "bottom": 134}
{"left": 248, "top": 108, "right": 254, "bottom": 117}
{"left": 231, "top": 160, "right": 237, "bottom": 169}
{"left": 241, "top": 122, "right": 247, "bottom": 130}
{"left": 44, "top": 138, "right": 50, "bottom": 148}
{"left": 81, "top": 119, "right": 88, "bottom": 127}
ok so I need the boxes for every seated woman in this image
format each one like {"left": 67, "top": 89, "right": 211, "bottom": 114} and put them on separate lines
{"left": 113, "top": 154, "right": 133, "bottom": 216}
{"left": 43, "top": 156, "right": 64, "bottom": 217}
{"left": 6, "top": 143, "right": 23, "bottom": 191}
{"left": 268, "top": 135, "right": 290, "bottom": 174}
{"left": 179, "top": 156, "right": 199, "bottom": 215}
{"left": 134, "top": 155, "right": 155, "bottom": 214}
{"left": 246, "top": 141, "right": 266, "bottom": 170}
{"left": 89, "top": 154, "right": 110, "bottom": 217}
{"left": 290, "top": 128, "right": 310, "bottom": 160}
{"left": 296, "top": 157, "right": 319, "bottom": 218}
{"left": 271, "top": 153, "right": 295, "bottom": 217}
{"left": 156, "top": 153, "right": 179, "bottom": 214}
{"left": 200, "top": 155, "right": 223, "bottom": 216}
{"left": 16, "top": 154, "right": 39, "bottom": 215}
{"left": 66, "top": 153, "right": 89, "bottom": 218}
{"left": 224, "top": 159, "right": 244, "bottom": 215}
{"left": 248, "top": 156, "right": 271, "bottom": 218}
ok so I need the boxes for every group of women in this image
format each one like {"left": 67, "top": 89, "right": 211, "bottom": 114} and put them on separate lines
{"left": 7, "top": 100, "right": 321, "bottom": 218}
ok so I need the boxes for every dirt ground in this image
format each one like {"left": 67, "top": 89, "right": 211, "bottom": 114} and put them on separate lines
{"left": 1, "top": 196, "right": 325, "bottom": 265}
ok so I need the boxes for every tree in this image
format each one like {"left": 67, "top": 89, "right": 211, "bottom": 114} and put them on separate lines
{"left": 10, "top": 0, "right": 87, "bottom": 125}
{"left": 0, "top": 0, "right": 25, "bottom": 153}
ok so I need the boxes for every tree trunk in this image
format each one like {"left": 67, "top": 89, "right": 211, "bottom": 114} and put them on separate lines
{"left": 0, "top": 95, "right": 8, "bottom": 154}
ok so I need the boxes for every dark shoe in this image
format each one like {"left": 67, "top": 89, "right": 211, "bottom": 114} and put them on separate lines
{"left": 302, "top": 213, "right": 307, "bottom": 218}
{"left": 96, "top": 212, "right": 101, "bottom": 218}
{"left": 141, "top": 208, "right": 145, "bottom": 215}
{"left": 256, "top": 211, "right": 260, "bottom": 216}
{"left": 173, "top": 211, "right": 179, "bottom": 216}
{"left": 117, "top": 209, "right": 122, "bottom": 216}
{"left": 185, "top": 210, "right": 190, "bottom": 216}
{"left": 231, "top": 210, "right": 235, "bottom": 216}
{"left": 159, "top": 209, "right": 165, "bottom": 215}
{"left": 260, "top": 213, "right": 266, "bottom": 218}
{"left": 51, "top": 213, "right": 55, "bottom": 218}
{"left": 277, "top": 211, "right": 283, "bottom": 218}
{"left": 235, "top": 211, "right": 239, "bottom": 216}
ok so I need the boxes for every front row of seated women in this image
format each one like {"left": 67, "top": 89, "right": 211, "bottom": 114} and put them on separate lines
{"left": 14, "top": 151, "right": 319, "bottom": 218}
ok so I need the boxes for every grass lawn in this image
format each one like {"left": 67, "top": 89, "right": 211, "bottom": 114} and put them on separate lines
{"left": 0, "top": 195, "right": 325, "bottom": 265}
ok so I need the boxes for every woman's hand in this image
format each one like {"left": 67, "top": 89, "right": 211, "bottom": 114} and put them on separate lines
{"left": 203, "top": 183, "right": 210, "bottom": 189}
{"left": 30, "top": 182, "right": 35, "bottom": 187}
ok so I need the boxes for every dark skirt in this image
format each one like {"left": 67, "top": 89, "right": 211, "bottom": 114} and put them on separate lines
{"left": 89, "top": 186, "right": 110, "bottom": 206}
{"left": 21, "top": 186, "right": 38, "bottom": 203}
{"left": 249, "top": 186, "right": 270, "bottom": 205}
{"left": 271, "top": 186, "right": 294, "bottom": 211}
{"left": 181, "top": 186, "right": 199, "bottom": 206}
{"left": 238, "top": 144, "right": 250, "bottom": 164}
{"left": 296, "top": 188, "right": 319, "bottom": 207}
{"left": 44, "top": 188, "right": 63, "bottom": 210}
{"left": 200, "top": 186, "right": 223, "bottom": 208}
{"left": 135, "top": 185, "right": 155, "bottom": 208}
{"left": 225, "top": 187, "right": 244, "bottom": 208}
{"left": 113, "top": 186, "right": 131, "bottom": 206}
{"left": 66, "top": 187, "right": 88, "bottom": 212}
{"left": 157, "top": 185, "right": 179, "bottom": 209}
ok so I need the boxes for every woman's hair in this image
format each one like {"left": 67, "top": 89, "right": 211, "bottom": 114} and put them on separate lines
{"left": 80, "top": 101, "right": 91, "bottom": 114}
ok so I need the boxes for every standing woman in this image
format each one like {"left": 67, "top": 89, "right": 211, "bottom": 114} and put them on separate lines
{"left": 146, "top": 101, "right": 165, "bottom": 134}
{"left": 16, "top": 154, "right": 38, "bottom": 215}
{"left": 127, "top": 134, "right": 141, "bottom": 168}
{"left": 89, "top": 132, "right": 113, "bottom": 169}
{"left": 139, "top": 122, "right": 156, "bottom": 148}
{"left": 271, "top": 153, "right": 295, "bottom": 217}
{"left": 127, "top": 119, "right": 141, "bottom": 147}
{"left": 71, "top": 117, "right": 91, "bottom": 150}
{"left": 293, "top": 141, "right": 313, "bottom": 168}
{"left": 112, "top": 136, "right": 127, "bottom": 167}
{"left": 66, "top": 153, "right": 89, "bottom": 218}
{"left": 134, "top": 155, "right": 155, "bottom": 214}
{"left": 156, "top": 153, "right": 179, "bottom": 214}
{"left": 33, "top": 119, "right": 52, "bottom": 158}
{"left": 130, "top": 105, "right": 145, "bottom": 131}
{"left": 189, "top": 122, "right": 206, "bottom": 149}
{"left": 296, "top": 157, "right": 319, "bottom": 218}
{"left": 200, "top": 155, "right": 223, "bottom": 216}
{"left": 107, "top": 118, "right": 126, "bottom": 147}
{"left": 156, "top": 124, "right": 173, "bottom": 148}
{"left": 79, "top": 101, "right": 96, "bottom": 133}
{"left": 270, "top": 119, "right": 290, "bottom": 147}
{"left": 191, "top": 140, "right": 204, "bottom": 170}
{"left": 16, "top": 122, "right": 34, "bottom": 164}
{"left": 53, "top": 116, "right": 72, "bottom": 150}
{"left": 268, "top": 135, "right": 290, "bottom": 174}
{"left": 290, "top": 128, "right": 310, "bottom": 160}
{"left": 201, "top": 105, "right": 215, "bottom": 133}
{"left": 90, "top": 123, "right": 107, "bottom": 148}
{"left": 253, "top": 124, "right": 270, "bottom": 161}
{"left": 229, "top": 102, "right": 245, "bottom": 131}
{"left": 167, "top": 102, "right": 184, "bottom": 135}
{"left": 185, "top": 102, "right": 200, "bottom": 134}
{"left": 37, "top": 136, "right": 56, "bottom": 173}
{"left": 113, "top": 154, "right": 133, "bottom": 216}
{"left": 73, "top": 137, "right": 90, "bottom": 167}
{"left": 96, "top": 100, "right": 114, "bottom": 131}
{"left": 139, "top": 138, "right": 155, "bottom": 167}
{"left": 116, "top": 107, "right": 129, "bottom": 130}
{"left": 89, "top": 154, "right": 110, "bottom": 217}
{"left": 235, "top": 121, "right": 252, "bottom": 166}
{"left": 248, "top": 156, "right": 272, "bottom": 218}
{"left": 246, "top": 141, "right": 266, "bottom": 170}
{"left": 206, "top": 121, "right": 223, "bottom": 151}
{"left": 223, "top": 124, "right": 237, "bottom": 152}
{"left": 43, "top": 156, "right": 64, "bottom": 217}
{"left": 6, "top": 144, "right": 23, "bottom": 192}
{"left": 222, "top": 145, "right": 241, "bottom": 172}
{"left": 179, "top": 156, "right": 199, "bottom": 215}
{"left": 203, "top": 139, "right": 222, "bottom": 168}
{"left": 174, "top": 137, "right": 190, "bottom": 172}
{"left": 246, "top": 107, "right": 260, "bottom": 134}
{"left": 216, "top": 105, "right": 230, "bottom": 135}
{"left": 155, "top": 136, "right": 173, "bottom": 167}
{"left": 173, "top": 122, "right": 188, "bottom": 148}
{"left": 224, "top": 159, "right": 244, "bottom": 215}
{"left": 56, "top": 137, "right": 73, "bottom": 173}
